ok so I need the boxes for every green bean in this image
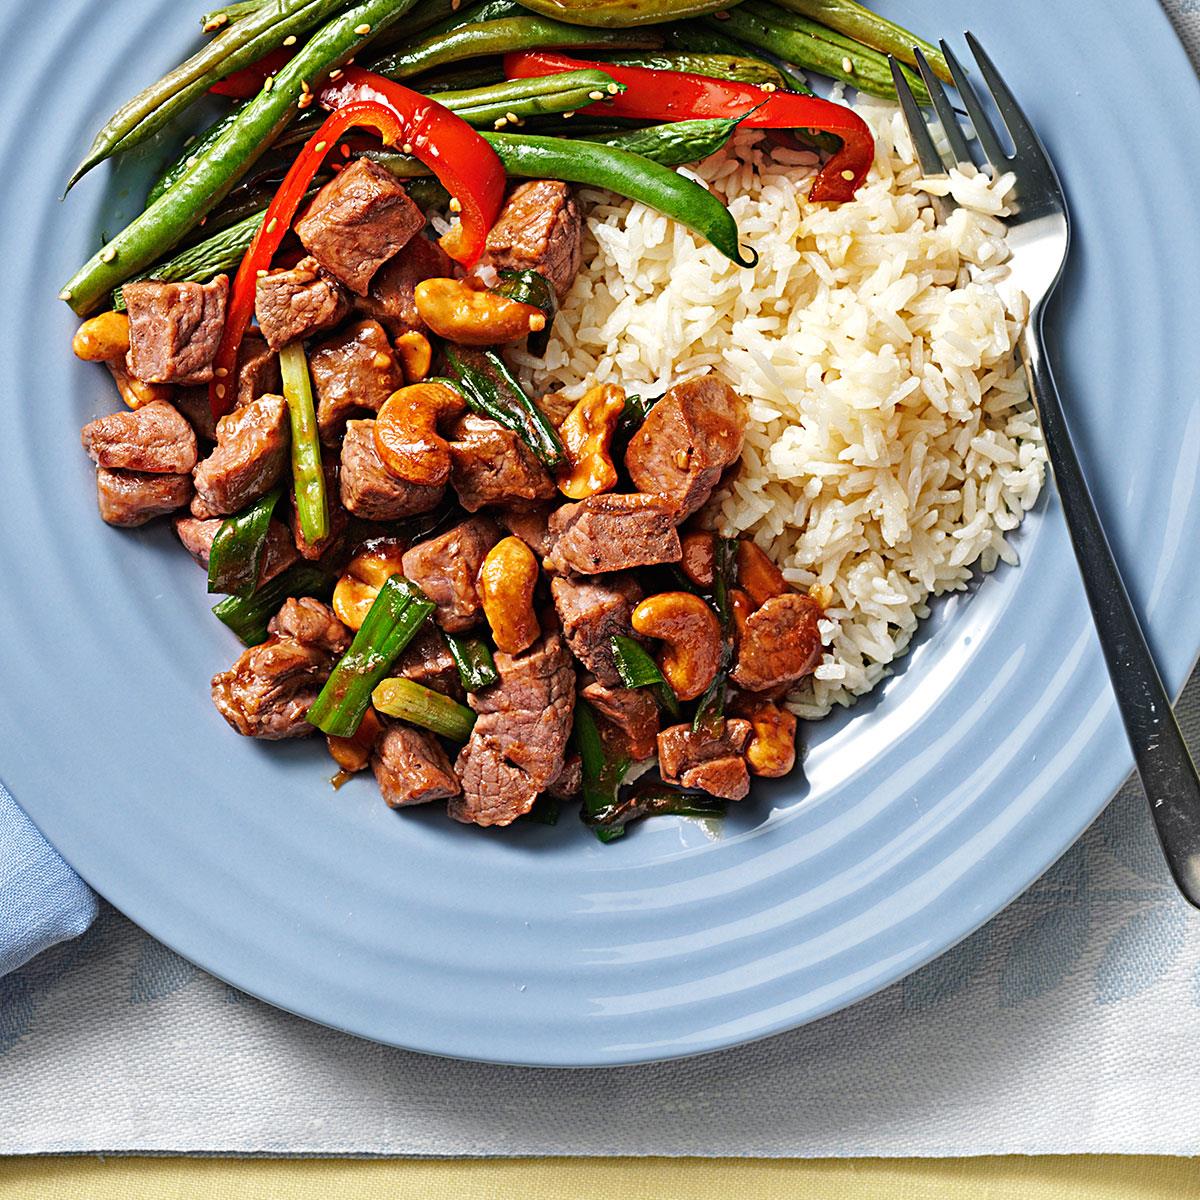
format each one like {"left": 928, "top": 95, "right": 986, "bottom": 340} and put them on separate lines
{"left": 61, "top": 0, "right": 419, "bottom": 315}
{"left": 111, "top": 209, "right": 259, "bottom": 311}
{"left": 279, "top": 344, "right": 329, "bottom": 547}
{"left": 665, "top": 19, "right": 813, "bottom": 93}
{"left": 577, "top": 114, "right": 745, "bottom": 167}
{"left": 444, "top": 634, "right": 499, "bottom": 692}
{"left": 68, "top": 0, "right": 350, "bottom": 190}
{"left": 308, "top": 577, "right": 436, "bottom": 737}
{"left": 200, "top": 0, "right": 268, "bottom": 32}
{"left": 771, "top": 0, "right": 950, "bottom": 79}
{"left": 207, "top": 486, "right": 283, "bottom": 598}
{"left": 717, "top": 3, "right": 927, "bottom": 102}
{"left": 416, "top": 64, "right": 509, "bottom": 93}
{"left": 404, "top": 177, "right": 453, "bottom": 210}
{"left": 147, "top": 106, "right": 245, "bottom": 206}
{"left": 481, "top": 133, "right": 757, "bottom": 268}
{"left": 371, "top": 678, "right": 477, "bottom": 741}
{"left": 434, "top": 69, "right": 625, "bottom": 126}
{"left": 596, "top": 50, "right": 790, "bottom": 90}
{"left": 507, "top": 0, "right": 738, "bottom": 28}
{"left": 371, "top": 15, "right": 660, "bottom": 80}
{"left": 212, "top": 562, "right": 333, "bottom": 646}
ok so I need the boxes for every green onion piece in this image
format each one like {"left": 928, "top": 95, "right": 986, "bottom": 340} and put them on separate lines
{"left": 575, "top": 702, "right": 632, "bottom": 844}
{"left": 307, "top": 576, "right": 436, "bottom": 737}
{"left": 693, "top": 536, "right": 737, "bottom": 735}
{"left": 206, "top": 486, "right": 282, "bottom": 598}
{"left": 371, "top": 678, "right": 477, "bottom": 742}
{"left": 212, "top": 562, "right": 333, "bottom": 647}
{"left": 440, "top": 347, "right": 565, "bottom": 469}
{"left": 618, "top": 392, "right": 656, "bottom": 435}
{"left": 611, "top": 634, "right": 681, "bottom": 718}
{"left": 523, "top": 796, "right": 560, "bottom": 825}
{"left": 493, "top": 268, "right": 556, "bottom": 357}
{"left": 279, "top": 342, "right": 329, "bottom": 546}
{"left": 444, "top": 634, "right": 499, "bottom": 693}
{"left": 583, "top": 781, "right": 726, "bottom": 835}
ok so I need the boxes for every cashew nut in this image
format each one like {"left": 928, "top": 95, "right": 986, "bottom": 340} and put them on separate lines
{"left": 393, "top": 330, "right": 432, "bottom": 383}
{"left": 73, "top": 310, "right": 130, "bottom": 362}
{"left": 679, "top": 529, "right": 715, "bottom": 589}
{"left": 414, "top": 277, "right": 545, "bottom": 346}
{"left": 373, "top": 381, "right": 466, "bottom": 487}
{"left": 556, "top": 383, "right": 625, "bottom": 500}
{"left": 106, "top": 360, "right": 171, "bottom": 410}
{"left": 738, "top": 699, "right": 797, "bottom": 778}
{"left": 333, "top": 544, "right": 408, "bottom": 630}
{"left": 477, "top": 536, "right": 540, "bottom": 654}
{"left": 736, "top": 539, "right": 789, "bottom": 608}
{"left": 326, "top": 707, "right": 383, "bottom": 774}
{"left": 631, "top": 591, "right": 722, "bottom": 702}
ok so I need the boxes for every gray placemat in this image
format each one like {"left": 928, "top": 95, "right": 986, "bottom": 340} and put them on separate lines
{"left": 3, "top": 0, "right": 1199, "bottom": 1161}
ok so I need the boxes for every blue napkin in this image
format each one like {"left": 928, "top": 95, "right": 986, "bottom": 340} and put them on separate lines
{"left": 0, "top": 782, "right": 96, "bottom": 977}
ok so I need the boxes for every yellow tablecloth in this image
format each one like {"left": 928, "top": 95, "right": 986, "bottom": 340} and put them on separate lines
{"left": 2, "top": 1156, "right": 1198, "bottom": 1198}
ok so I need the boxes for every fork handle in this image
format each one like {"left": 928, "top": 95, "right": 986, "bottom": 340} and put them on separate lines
{"left": 1022, "top": 308, "right": 1200, "bottom": 906}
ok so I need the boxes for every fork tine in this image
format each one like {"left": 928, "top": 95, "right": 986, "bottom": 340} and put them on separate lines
{"left": 911, "top": 47, "right": 973, "bottom": 168}
{"left": 939, "top": 38, "right": 1011, "bottom": 170}
{"left": 963, "top": 31, "right": 1049, "bottom": 165}
{"left": 889, "top": 57, "right": 946, "bottom": 177}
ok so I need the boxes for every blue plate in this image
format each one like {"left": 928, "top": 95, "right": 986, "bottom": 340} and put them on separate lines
{"left": 2, "top": 0, "right": 1199, "bottom": 1067}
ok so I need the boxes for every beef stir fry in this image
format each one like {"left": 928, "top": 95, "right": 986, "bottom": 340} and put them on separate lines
{"left": 73, "top": 167, "right": 824, "bottom": 837}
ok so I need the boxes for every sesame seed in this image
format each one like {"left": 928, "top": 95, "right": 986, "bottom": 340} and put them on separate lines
{"left": 214, "top": 367, "right": 229, "bottom": 378}
{"left": 841, "top": 56, "right": 853, "bottom": 73}
{"left": 300, "top": 78, "right": 311, "bottom": 93}
{"left": 100, "top": 246, "right": 116, "bottom": 263}
{"left": 448, "top": 197, "right": 461, "bottom": 213}
{"left": 314, "top": 140, "right": 327, "bottom": 152}
{"left": 283, "top": 34, "right": 297, "bottom": 46}
{"left": 329, "top": 68, "right": 343, "bottom": 80}
{"left": 185, "top": 155, "right": 197, "bottom": 170}
{"left": 607, "top": 82, "right": 619, "bottom": 94}
{"left": 215, "top": 384, "right": 226, "bottom": 399}
{"left": 354, "top": 23, "right": 370, "bottom": 34}
{"left": 266, "top": 218, "right": 278, "bottom": 233}
{"left": 203, "top": 14, "right": 227, "bottom": 32}
{"left": 59, "top": 289, "right": 72, "bottom": 301}
{"left": 841, "top": 169, "right": 855, "bottom": 180}
{"left": 762, "top": 82, "right": 777, "bottom": 92}
{"left": 505, "top": 111, "right": 519, "bottom": 123}
{"left": 346, "top": 57, "right": 355, "bottom": 65}
{"left": 263, "top": 75, "right": 274, "bottom": 92}
{"left": 494, "top": 117, "right": 508, "bottom": 129}
{"left": 297, "top": 93, "right": 313, "bottom": 109}
{"left": 562, "top": 111, "right": 574, "bottom": 120}
{"left": 588, "top": 90, "right": 604, "bottom": 101}
{"left": 529, "top": 314, "right": 546, "bottom": 332}
{"left": 402, "top": 142, "right": 414, "bottom": 155}
{"left": 256, "top": 268, "right": 268, "bottom": 277}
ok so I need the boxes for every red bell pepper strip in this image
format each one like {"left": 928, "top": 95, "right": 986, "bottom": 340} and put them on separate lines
{"left": 504, "top": 50, "right": 873, "bottom": 203}
{"left": 209, "top": 47, "right": 298, "bottom": 98}
{"left": 208, "top": 70, "right": 504, "bottom": 419}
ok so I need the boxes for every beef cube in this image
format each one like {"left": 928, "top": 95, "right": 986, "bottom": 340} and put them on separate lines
{"left": 544, "top": 493, "right": 681, "bottom": 575}
{"left": 81, "top": 400, "right": 197, "bottom": 474}
{"left": 254, "top": 256, "right": 350, "bottom": 350}
{"left": 731, "top": 593, "right": 823, "bottom": 692}
{"left": 173, "top": 386, "right": 218, "bottom": 442}
{"left": 96, "top": 467, "right": 192, "bottom": 527}
{"left": 624, "top": 375, "right": 747, "bottom": 520}
{"left": 339, "top": 418, "right": 443, "bottom": 521}
{"left": 450, "top": 631, "right": 576, "bottom": 826}
{"left": 551, "top": 573, "right": 642, "bottom": 686}
{"left": 174, "top": 514, "right": 298, "bottom": 585}
{"left": 124, "top": 275, "right": 228, "bottom": 384}
{"left": 358, "top": 234, "right": 453, "bottom": 335}
{"left": 447, "top": 412, "right": 556, "bottom": 512}
{"left": 391, "top": 624, "right": 463, "bottom": 699}
{"left": 401, "top": 516, "right": 500, "bottom": 633}
{"left": 295, "top": 158, "right": 425, "bottom": 295}
{"left": 211, "top": 602, "right": 346, "bottom": 740}
{"left": 309, "top": 318, "right": 403, "bottom": 444}
{"left": 580, "top": 680, "right": 659, "bottom": 760}
{"left": 192, "top": 394, "right": 290, "bottom": 517}
{"left": 496, "top": 504, "right": 554, "bottom": 558}
{"left": 235, "top": 331, "right": 281, "bottom": 408}
{"left": 372, "top": 722, "right": 461, "bottom": 808}
{"left": 546, "top": 752, "right": 582, "bottom": 800}
{"left": 465, "top": 632, "right": 575, "bottom": 792}
{"left": 485, "top": 180, "right": 582, "bottom": 300}
{"left": 657, "top": 719, "right": 752, "bottom": 801}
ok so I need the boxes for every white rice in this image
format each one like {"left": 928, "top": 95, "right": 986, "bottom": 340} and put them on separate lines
{"left": 516, "top": 97, "right": 1047, "bottom": 718}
